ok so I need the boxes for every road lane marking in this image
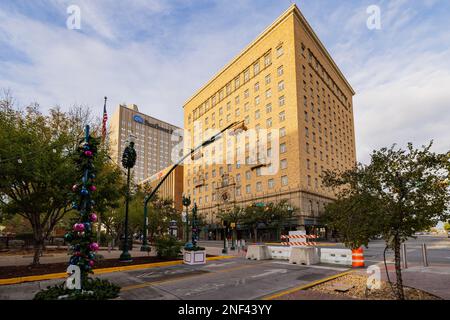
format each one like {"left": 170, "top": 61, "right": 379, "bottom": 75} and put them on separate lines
{"left": 203, "top": 262, "right": 236, "bottom": 268}
{"left": 251, "top": 269, "right": 287, "bottom": 278}
{"left": 121, "top": 264, "right": 256, "bottom": 292}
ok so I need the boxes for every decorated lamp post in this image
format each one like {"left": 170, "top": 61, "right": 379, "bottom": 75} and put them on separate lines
{"left": 64, "top": 125, "right": 100, "bottom": 288}
{"left": 120, "top": 136, "right": 136, "bottom": 262}
{"left": 191, "top": 202, "right": 199, "bottom": 247}
{"left": 182, "top": 195, "right": 191, "bottom": 243}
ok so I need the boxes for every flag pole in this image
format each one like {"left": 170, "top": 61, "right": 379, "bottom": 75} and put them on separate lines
{"left": 98, "top": 96, "right": 108, "bottom": 246}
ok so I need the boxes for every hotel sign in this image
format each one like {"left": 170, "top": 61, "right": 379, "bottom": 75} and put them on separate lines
{"left": 133, "top": 114, "right": 174, "bottom": 134}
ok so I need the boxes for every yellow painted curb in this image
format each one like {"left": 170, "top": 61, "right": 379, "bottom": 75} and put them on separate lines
{"left": 0, "top": 255, "right": 235, "bottom": 286}
{"left": 262, "top": 270, "right": 353, "bottom": 300}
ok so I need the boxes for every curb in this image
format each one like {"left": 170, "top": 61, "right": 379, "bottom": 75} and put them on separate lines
{"left": 0, "top": 255, "right": 234, "bottom": 286}
{"left": 261, "top": 270, "right": 353, "bottom": 300}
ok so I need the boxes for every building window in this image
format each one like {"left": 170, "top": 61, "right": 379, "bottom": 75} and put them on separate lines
{"left": 279, "top": 111, "right": 286, "bottom": 122}
{"left": 253, "top": 62, "right": 260, "bottom": 75}
{"left": 255, "top": 96, "right": 260, "bottom": 105}
{"left": 266, "top": 103, "right": 272, "bottom": 113}
{"left": 254, "top": 82, "right": 260, "bottom": 92}
{"left": 234, "top": 77, "right": 240, "bottom": 89}
{"left": 266, "top": 118, "right": 272, "bottom": 128}
{"left": 279, "top": 96, "right": 285, "bottom": 107}
{"left": 268, "top": 179, "right": 275, "bottom": 189}
{"left": 281, "top": 159, "right": 287, "bottom": 169}
{"left": 246, "top": 184, "right": 251, "bottom": 194}
{"left": 280, "top": 143, "right": 287, "bottom": 154}
{"left": 256, "top": 181, "right": 262, "bottom": 192}
{"left": 279, "top": 127, "right": 286, "bottom": 137}
{"left": 255, "top": 109, "right": 260, "bottom": 120}
{"left": 278, "top": 80, "right": 285, "bottom": 91}
{"left": 244, "top": 69, "right": 250, "bottom": 82}
{"left": 276, "top": 45, "right": 283, "bottom": 57}
{"left": 246, "top": 171, "right": 251, "bottom": 180}
{"left": 265, "top": 74, "right": 271, "bottom": 85}
{"left": 281, "top": 175, "right": 288, "bottom": 186}
{"left": 264, "top": 53, "right": 271, "bottom": 67}
{"left": 265, "top": 89, "right": 272, "bottom": 99}
{"left": 277, "top": 65, "right": 284, "bottom": 76}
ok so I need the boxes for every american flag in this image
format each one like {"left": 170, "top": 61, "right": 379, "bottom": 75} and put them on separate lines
{"left": 102, "top": 96, "right": 108, "bottom": 142}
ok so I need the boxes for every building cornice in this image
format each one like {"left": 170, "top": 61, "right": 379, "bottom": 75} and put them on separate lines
{"left": 183, "top": 4, "right": 354, "bottom": 109}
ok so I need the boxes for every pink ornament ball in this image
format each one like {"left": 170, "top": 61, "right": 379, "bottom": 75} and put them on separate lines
{"left": 84, "top": 150, "right": 93, "bottom": 157}
{"left": 73, "top": 223, "right": 85, "bottom": 232}
{"left": 89, "top": 185, "right": 97, "bottom": 192}
{"left": 72, "top": 184, "right": 78, "bottom": 192}
{"left": 90, "top": 213, "right": 98, "bottom": 222}
{"left": 90, "top": 242, "right": 99, "bottom": 251}
{"left": 89, "top": 260, "right": 95, "bottom": 267}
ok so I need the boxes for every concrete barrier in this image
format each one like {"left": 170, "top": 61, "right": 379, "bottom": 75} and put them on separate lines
{"left": 245, "top": 245, "right": 270, "bottom": 260}
{"left": 267, "top": 246, "right": 291, "bottom": 260}
{"left": 289, "top": 247, "right": 319, "bottom": 265}
{"left": 319, "top": 248, "right": 352, "bottom": 266}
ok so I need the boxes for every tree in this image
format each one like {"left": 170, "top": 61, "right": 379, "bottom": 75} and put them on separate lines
{"left": 322, "top": 142, "right": 450, "bottom": 300}
{"left": 0, "top": 95, "right": 124, "bottom": 264}
{"left": 267, "top": 200, "right": 296, "bottom": 240}
{"left": 444, "top": 222, "right": 450, "bottom": 231}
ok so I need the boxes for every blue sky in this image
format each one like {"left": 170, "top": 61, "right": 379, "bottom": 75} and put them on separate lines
{"left": 1, "top": 0, "right": 449, "bottom": 163}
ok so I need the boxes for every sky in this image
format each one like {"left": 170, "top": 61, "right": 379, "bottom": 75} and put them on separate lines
{"left": 0, "top": 0, "right": 449, "bottom": 164}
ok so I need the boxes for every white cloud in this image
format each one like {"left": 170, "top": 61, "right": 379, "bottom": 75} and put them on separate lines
{"left": 0, "top": 0, "right": 449, "bottom": 164}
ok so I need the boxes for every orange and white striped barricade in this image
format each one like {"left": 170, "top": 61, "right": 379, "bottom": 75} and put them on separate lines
{"left": 351, "top": 247, "right": 365, "bottom": 268}
{"left": 280, "top": 234, "right": 317, "bottom": 246}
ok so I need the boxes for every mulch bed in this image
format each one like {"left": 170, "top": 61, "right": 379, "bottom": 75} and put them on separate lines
{"left": 307, "top": 274, "right": 441, "bottom": 300}
{"left": 0, "top": 255, "right": 215, "bottom": 279}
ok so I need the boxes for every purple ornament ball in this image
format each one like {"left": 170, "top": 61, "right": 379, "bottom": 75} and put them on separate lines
{"left": 90, "top": 242, "right": 99, "bottom": 251}
{"left": 90, "top": 213, "right": 98, "bottom": 222}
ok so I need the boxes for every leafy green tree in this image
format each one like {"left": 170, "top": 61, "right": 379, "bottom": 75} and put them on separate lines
{"left": 444, "top": 222, "right": 450, "bottom": 231}
{"left": 0, "top": 96, "right": 124, "bottom": 264}
{"left": 267, "top": 200, "right": 296, "bottom": 240}
{"left": 322, "top": 142, "right": 450, "bottom": 300}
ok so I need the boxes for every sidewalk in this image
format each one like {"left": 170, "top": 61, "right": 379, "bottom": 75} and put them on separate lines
{"left": 361, "top": 262, "right": 450, "bottom": 300}
{"left": 0, "top": 245, "right": 243, "bottom": 267}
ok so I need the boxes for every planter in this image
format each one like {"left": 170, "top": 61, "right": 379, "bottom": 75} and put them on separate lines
{"left": 183, "top": 250, "right": 206, "bottom": 265}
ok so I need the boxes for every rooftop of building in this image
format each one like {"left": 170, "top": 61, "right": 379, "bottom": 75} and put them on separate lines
{"left": 183, "top": 3, "right": 355, "bottom": 108}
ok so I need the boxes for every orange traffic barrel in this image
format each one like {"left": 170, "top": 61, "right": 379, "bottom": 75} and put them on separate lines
{"left": 352, "top": 247, "right": 365, "bottom": 267}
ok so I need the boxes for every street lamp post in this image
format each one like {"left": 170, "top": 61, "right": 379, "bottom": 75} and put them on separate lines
{"left": 140, "top": 194, "right": 151, "bottom": 252}
{"left": 222, "top": 220, "right": 228, "bottom": 254}
{"left": 140, "top": 120, "right": 247, "bottom": 248}
{"left": 120, "top": 136, "right": 136, "bottom": 262}
{"left": 182, "top": 196, "right": 191, "bottom": 243}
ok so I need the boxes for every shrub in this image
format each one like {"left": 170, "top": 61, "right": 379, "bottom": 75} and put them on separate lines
{"left": 154, "top": 235, "right": 183, "bottom": 259}
{"left": 33, "top": 278, "right": 120, "bottom": 300}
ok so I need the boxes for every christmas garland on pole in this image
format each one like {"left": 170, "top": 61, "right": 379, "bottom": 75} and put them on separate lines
{"left": 34, "top": 125, "right": 120, "bottom": 300}
{"left": 64, "top": 125, "right": 100, "bottom": 285}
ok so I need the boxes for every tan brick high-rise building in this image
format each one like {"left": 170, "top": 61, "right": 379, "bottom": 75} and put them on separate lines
{"left": 110, "top": 104, "right": 182, "bottom": 183}
{"left": 183, "top": 4, "right": 356, "bottom": 237}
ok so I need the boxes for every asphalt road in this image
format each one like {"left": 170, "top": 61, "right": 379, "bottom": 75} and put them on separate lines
{"left": 0, "top": 257, "right": 349, "bottom": 300}
{"left": 359, "top": 235, "right": 450, "bottom": 266}
{"left": 0, "top": 235, "right": 448, "bottom": 300}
